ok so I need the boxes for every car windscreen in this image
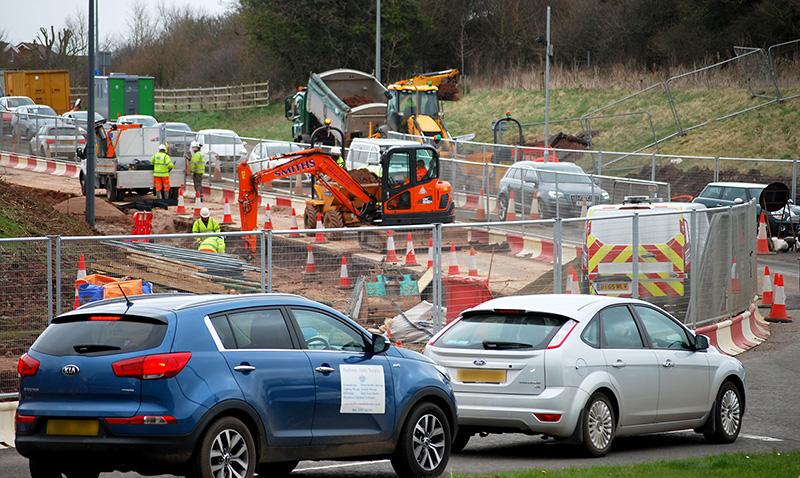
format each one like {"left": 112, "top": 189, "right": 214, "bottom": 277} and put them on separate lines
{"left": 538, "top": 169, "right": 592, "bottom": 184}
{"left": 31, "top": 315, "right": 167, "bottom": 356}
{"left": 589, "top": 209, "right": 681, "bottom": 245}
{"left": 435, "top": 312, "right": 569, "bottom": 350}
{"left": 8, "top": 97, "right": 34, "bottom": 108}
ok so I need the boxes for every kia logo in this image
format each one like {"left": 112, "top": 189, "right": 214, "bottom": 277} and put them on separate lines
{"left": 473, "top": 360, "right": 486, "bottom": 366}
{"left": 62, "top": 364, "right": 80, "bottom": 376}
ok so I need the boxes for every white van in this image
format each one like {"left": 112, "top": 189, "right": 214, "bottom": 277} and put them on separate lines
{"left": 346, "top": 138, "right": 420, "bottom": 175}
{"left": 583, "top": 197, "right": 709, "bottom": 302}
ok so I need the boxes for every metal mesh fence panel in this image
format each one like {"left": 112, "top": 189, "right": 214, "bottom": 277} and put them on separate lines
{"left": 0, "top": 237, "right": 51, "bottom": 397}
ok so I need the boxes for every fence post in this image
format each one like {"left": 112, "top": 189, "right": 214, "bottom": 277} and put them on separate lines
{"left": 260, "top": 230, "right": 267, "bottom": 293}
{"left": 726, "top": 206, "right": 733, "bottom": 317}
{"left": 714, "top": 157, "right": 719, "bottom": 182}
{"left": 597, "top": 150, "right": 602, "bottom": 175}
{"left": 632, "top": 213, "right": 639, "bottom": 299}
{"left": 433, "top": 224, "right": 443, "bottom": 332}
{"left": 688, "top": 210, "right": 699, "bottom": 328}
{"left": 47, "top": 236, "right": 55, "bottom": 323}
{"left": 267, "top": 230, "right": 273, "bottom": 293}
{"left": 553, "top": 218, "right": 563, "bottom": 293}
{"left": 55, "top": 236, "right": 63, "bottom": 317}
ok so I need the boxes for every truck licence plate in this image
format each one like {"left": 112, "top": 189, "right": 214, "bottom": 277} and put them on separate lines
{"left": 596, "top": 282, "right": 630, "bottom": 292}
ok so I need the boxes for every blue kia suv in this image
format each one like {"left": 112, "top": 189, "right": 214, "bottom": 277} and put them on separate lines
{"left": 16, "top": 293, "right": 457, "bottom": 478}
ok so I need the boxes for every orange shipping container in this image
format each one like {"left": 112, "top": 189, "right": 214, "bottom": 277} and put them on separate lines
{"left": 4, "top": 70, "right": 71, "bottom": 114}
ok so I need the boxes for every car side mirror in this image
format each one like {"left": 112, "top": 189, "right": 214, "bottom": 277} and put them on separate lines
{"left": 694, "top": 334, "right": 709, "bottom": 351}
{"left": 734, "top": 198, "right": 744, "bottom": 204}
{"left": 370, "top": 333, "right": 390, "bottom": 355}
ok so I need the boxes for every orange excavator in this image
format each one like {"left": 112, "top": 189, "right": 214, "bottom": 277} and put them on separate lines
{"left": 237, "top": 143, "right": 455, "bottom": 254}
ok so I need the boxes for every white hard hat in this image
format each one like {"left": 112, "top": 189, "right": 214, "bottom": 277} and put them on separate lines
{"left": 158, "top": 143, "right": 167, "bottom": 151}
{"left": 191, "top": 141, "right": 199, "bottom": 149}
{"left": 200, "top": 207, "right": 210, "bottom": 218}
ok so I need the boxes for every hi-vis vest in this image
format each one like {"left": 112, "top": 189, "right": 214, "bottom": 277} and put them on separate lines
{"left": 152, "top": 152, "right": 174, "bottom": 177}
{"left": 198, "top": 236, "right": 225, "bottom": 253}
{"left": 189, "top": 150, "right": 205, "bottom": 174}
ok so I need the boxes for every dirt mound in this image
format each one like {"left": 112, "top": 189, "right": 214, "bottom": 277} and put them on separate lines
{"left": 342, "top": 94, "right": 372, "bottom": 108}
{"left": 0, "top": 180, "right": 94, "bottom": 237}
{"left": 437, "top": 82, "right": 461, "bottom": 101}
{"left": 54, "top": 196, "right": 128, "bottom": 219}
{"left": 348, "top": 168, "right": 379, "bottom": 184}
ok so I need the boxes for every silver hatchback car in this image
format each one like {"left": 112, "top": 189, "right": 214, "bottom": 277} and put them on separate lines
{"left": 424, "top": 294, "right": 745, "bottom": 457}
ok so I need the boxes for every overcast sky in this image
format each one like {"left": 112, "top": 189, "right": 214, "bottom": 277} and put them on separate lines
{"left": 4, "top": 0, "right": 236, "bottom": 46}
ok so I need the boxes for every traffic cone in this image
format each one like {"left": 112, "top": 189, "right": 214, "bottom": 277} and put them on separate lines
{"left": 761, "top": 266, "right": 773, "bottom": 306}
{"left": 213, "top": 157, "right": 222, "bottom": 181}
{"left": 302, "top": 244, "right": 319, "bottom": 275}
{"left": 336, "top": 256, "right": 353, "bottom": 289}
{"left": 314, "top": 212, "right": 327, "bottom": 243}
{"left": 468, "top": 246, "right": 479, "bottom": 276}
{"left": 571, "top": 266, "right": 580, "bottom": 294}
{"left": 766, "top": 274, "right": 792, "bottom": 322}
{"left": 263, "top": 202, "right": 273, "bottom": 230}
{"left": 73, "top": 254, "right": 87, "bottom": 309}
{"left": 730, "top": 258, "right": 739, "bottom": 294}
{"left": 427, "top": 237, "right": 434, "bottom": 269}
{"left": 566, "top": 264, "right": 575, "bottom": 294}
{"left": 193, "top": 191, "right": 202, "bottom": 217}
{"left": 506, "top": 191, "right": 516, "bottom": 221}
{"left": 529, "top": 191, "right": 540, "bottom": 220}
{"left": 473, "top": 188, "right": 487, "bottom": 221}
{"left": 385, "top": 231, "right": 400, "bottom": 262}
{"left": 404, "top": 233, "right": 418, "bottom": 266}
{"left": 757, "top": 213, "right": 771, "bottom": 254}
{"left": 580, "top": 197, "right": 588, "bottom": 218}
{"left": 221, "top": 197, "right": 234, "bottom": 225}
{"left": 176, "top": 187, "right": 186, "bottom": 214}
{"left": 289, "top": 208, "right": 300, "bottom": 237}
{"left": 396, "top": 340, "right": 403, "bottom": 348}
{"left": 448, "top": 242, "right": 460, "bottom": 276}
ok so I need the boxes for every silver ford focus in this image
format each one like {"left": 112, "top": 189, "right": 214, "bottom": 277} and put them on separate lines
{"left": 424, "top": 294, "right": 746, "bottom": 457}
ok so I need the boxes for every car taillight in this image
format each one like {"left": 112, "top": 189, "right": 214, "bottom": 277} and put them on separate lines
{"left": 15, "top": 413, "right": 35, "bottom": 424}
{"left": 546, "top": 320, "right": 578, "bottom": 349}
{"left": 105, "top": 415, "right": 177, "bottom": 425}
{"left": 46, "top": 139, "right": 56, "bottom": 143}
{"left": 18, "top": 353, "right": 40, "bottom": 378}
{"left": 78, "top": 138, "right": 85, "bottom": 143}
{"left": 112, "top": 352, "right": 191, "bottom": 380}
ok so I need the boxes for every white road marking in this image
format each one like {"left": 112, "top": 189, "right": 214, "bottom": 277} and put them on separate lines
{"left": 740, "top": 434, "right": 784, "bottom": 442}
{"left": 294, "top": 459, "right": 390, "bottom": 472}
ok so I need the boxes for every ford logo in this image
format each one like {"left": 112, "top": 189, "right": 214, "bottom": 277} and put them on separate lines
{"left": 62, "top": 364, "right": 80, "bottom": 376}
{"left": 473, "top": 360, "right": 486, "bottom": 366}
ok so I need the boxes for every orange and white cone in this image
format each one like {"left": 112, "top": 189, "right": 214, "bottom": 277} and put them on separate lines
{"left": 385, "top": 231, "right": 400, "bottom": 262}
{"left": 337, "top": 255, "right": 353, "bottom": 289}
{"left": 571, "top": 266, "right": 580, "bottom": 294}
{"left": 529, "top": 191, "right": 540, "bottom": 220}
{"left": 506, "top": 190, "right": 516, "bottom": 221}
{"left": 73, "top": 254, "right": 87, "bottom": 309}
{"left": 730, "top": 258, "right": 740, "bottom": 294}
{"left": 580, "top": 197, "right": 588, "bottom": 218}
{"left": 193, "top": 191, "right": 202, "bottom": 217}
{"left": 761, "top": 266, "right": 773, "bottom": 306}
{"left": 473, "top": 188, "right": 487, "bottom": 221}
{"left": 757, "top": 213, "right": 771, "bottom": 254}
{"left": 302, "top": 244, "right": 319, "bottom": 275}
{"left": 289, "top": 208, "right": 300, "bottom": 237}
{"left": 448, "top": 242, "right": 460, "bottom": 276}
{"left": 221, "top": 197, "right": 234, "bottom": 225}
{"left": 314, "top": 212, "right": 327, "bottom": 243}
{"left": 176, "top": 187, "right": 186, "bottom": 214}
{"left": 404, "top": 233, "right": 418, "bottom": 266}
{"left": 427, "top": 237, "right": 434, "bottom": 269}
{"left": 766, "top": 274, "right": 792, "bottom": 322}
{"left": 263, "top": 202, "right": 273, "bottom": 230}
{"left": 566, "top": 264, "right": 575, "bottom": 294}
{"left": 468, "top": 246, "right": 479, "bottom": 276}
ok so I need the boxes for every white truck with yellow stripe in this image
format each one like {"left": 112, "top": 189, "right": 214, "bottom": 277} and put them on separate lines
{"left": 582, "top": 197, "right": 709, "bottom": 307}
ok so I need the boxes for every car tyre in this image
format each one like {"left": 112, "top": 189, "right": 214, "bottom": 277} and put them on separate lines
{"left": 703, "top": 381, "right": 742, "bottom": 444}
{"left": 188, "top": 416, "right": 255, "bottom": 478}
{"left": 390, "top": 401, "right": 451, "bottom": 478}
{"left": 583, "top": 392, "right": 614, "bottom": 457}
{"left": 497, "top": 194, "right": 509, "bottom": 221}
{"left": 451, "top": 429, "right": 472, "bottom": 453}
{"left": 256, "top": 460, "right": 298, "bottom": 477}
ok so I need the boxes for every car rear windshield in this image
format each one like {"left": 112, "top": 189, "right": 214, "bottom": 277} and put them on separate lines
{"left": 436, "top": 312, "right": 568, "bottom": 350}
{"left": 49, "top": 127, "right": 81, "bottom": 136}
{"left": 31, "top": 315, "right": 167, "bottom": 356}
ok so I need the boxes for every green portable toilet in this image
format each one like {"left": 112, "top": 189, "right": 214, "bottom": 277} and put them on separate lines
{"left": 94, "top": 73, "right": 155, "bottom": 120}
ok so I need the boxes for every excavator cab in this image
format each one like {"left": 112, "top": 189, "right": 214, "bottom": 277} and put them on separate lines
{"left": 380, "top": 145, "right": 454, "bottom": 225}
{"left": 386, "top": 85, "right": 445, "bottom": 138}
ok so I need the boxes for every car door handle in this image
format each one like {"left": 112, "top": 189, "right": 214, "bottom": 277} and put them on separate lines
{"left": 662, "top": 359, "right": 674, "bottom": 368}
{"left": 315, "top": 366, "right": 336, "bottom": 374}
{"left": 234, "top": 365, "right": 256, "bottom": 373}
{"left": 611, "top": 360, "right": 626, "bottom": 368}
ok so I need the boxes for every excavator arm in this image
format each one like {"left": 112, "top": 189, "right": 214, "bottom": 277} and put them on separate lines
{"left": 238, "top": 148, "right": 377, "bottom": 252}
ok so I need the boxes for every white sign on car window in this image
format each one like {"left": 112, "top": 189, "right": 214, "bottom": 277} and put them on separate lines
{"left": 339, "top": 364, "right": 386, "bottom": 414}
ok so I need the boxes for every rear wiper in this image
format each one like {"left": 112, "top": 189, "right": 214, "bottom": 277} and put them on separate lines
{"left": 482, "top": 341, "right": 532, "bottom": 350}
{"left": 73, "top": 344, "right": 122, "bottom": 353}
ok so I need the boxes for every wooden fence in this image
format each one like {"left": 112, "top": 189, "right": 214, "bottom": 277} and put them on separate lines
{"left": 70, "top": 81, "right": 270, "bottom": 115}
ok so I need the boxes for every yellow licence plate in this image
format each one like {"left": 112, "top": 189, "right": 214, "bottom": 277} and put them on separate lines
{"left": 457, "top": 369, "right": 507, "bottom": 383}
{"left": 597, "top": 282, "right": 630, "bottom": 292}
{"left": 62, "top": 140, "right": 75, "bottom": 144}
{"left": 46, "top": 419, "right": 100, "bottom": 436}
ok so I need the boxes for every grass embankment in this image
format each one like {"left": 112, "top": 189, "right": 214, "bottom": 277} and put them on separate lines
{"left": 160, "top": 83, "right": 798, "bottom": 169}
{"left": 452, "top": 450, "right": 798, "bottom": 478}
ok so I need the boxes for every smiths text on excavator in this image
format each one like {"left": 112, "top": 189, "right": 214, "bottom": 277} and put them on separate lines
{"left": 237, "top": 144, "right": 455, "bottom": 254}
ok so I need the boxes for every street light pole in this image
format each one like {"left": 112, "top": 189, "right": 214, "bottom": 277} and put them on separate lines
{"left": 544, "top": 5, "right": 551, "bottom": 161}
{"left": 375, "top": 0, "right": 381, "bottom": 83}
{"left": 86, "top": 0, "right": 96, "bottom": 227}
